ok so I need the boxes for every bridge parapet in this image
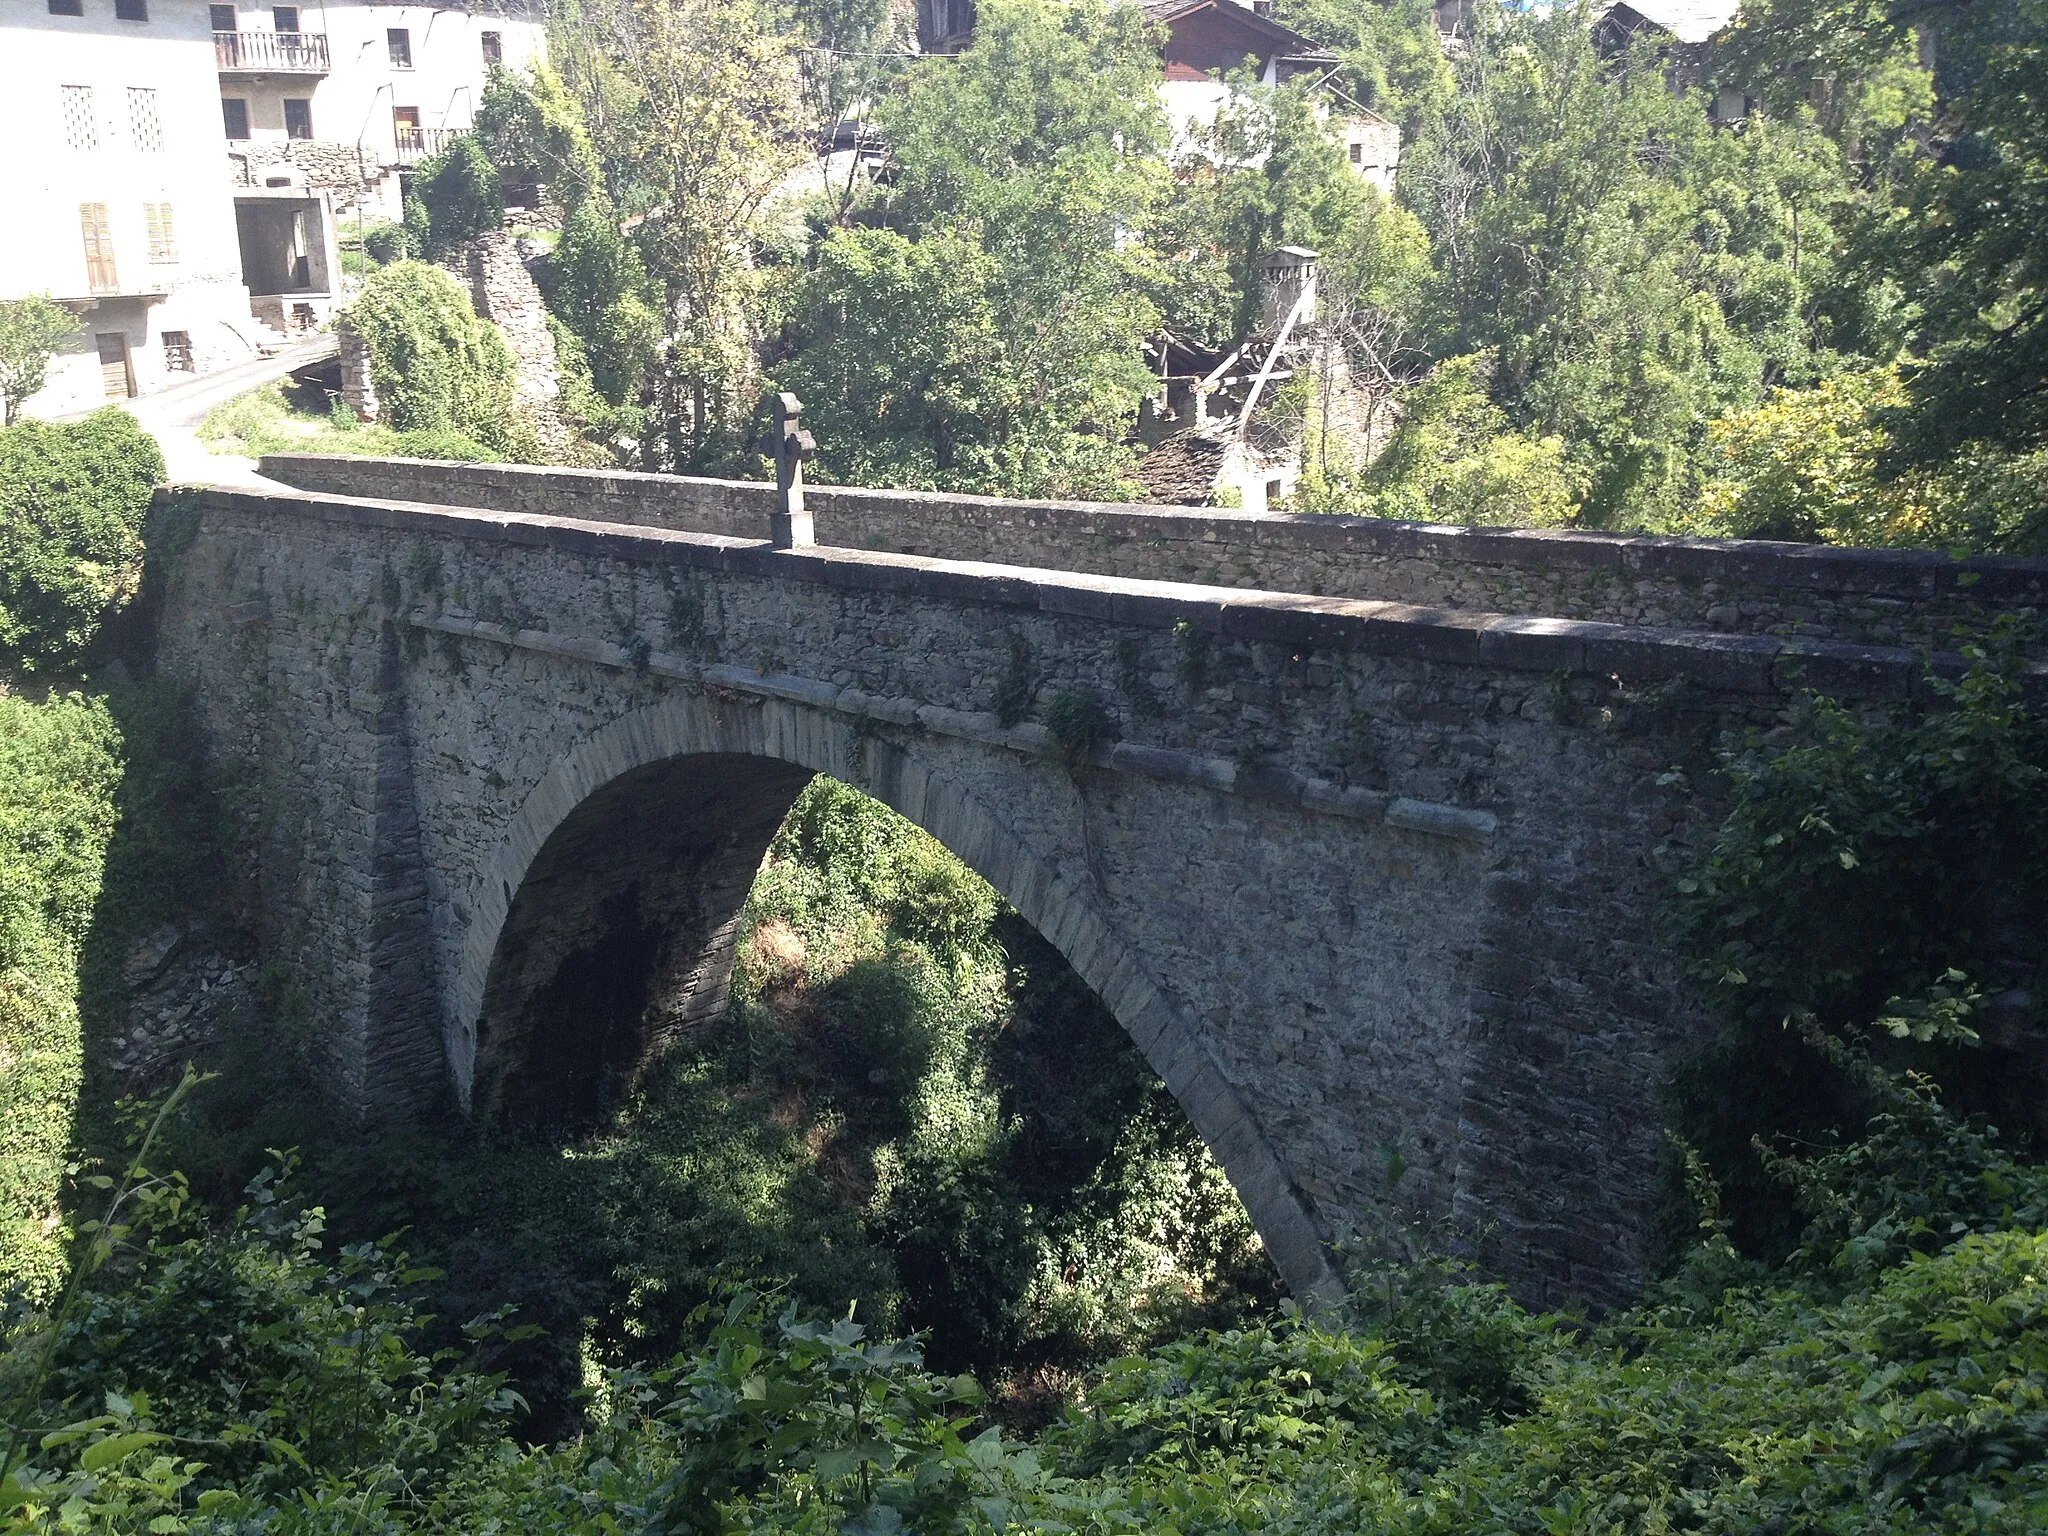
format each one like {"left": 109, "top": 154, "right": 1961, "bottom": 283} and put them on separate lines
{"left": 259, "top": 453, "right": 2048, "bottom": 659}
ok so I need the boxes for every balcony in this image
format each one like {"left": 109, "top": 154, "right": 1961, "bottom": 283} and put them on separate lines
{"left": 394, "top": 126, "right": 462, "bottom": 165}
{"left": 215, "top": 30, "right": 331, "bottom": 74}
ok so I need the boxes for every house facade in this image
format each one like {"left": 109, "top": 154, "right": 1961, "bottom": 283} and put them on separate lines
{"left": 2, "top": 0, "right": 264, "bottom": 413}
{"left": 2, "top": 0, "right": 541, "bottom": 416}
{"left": 218, "top": 0, "right": 546, "bottom": 223}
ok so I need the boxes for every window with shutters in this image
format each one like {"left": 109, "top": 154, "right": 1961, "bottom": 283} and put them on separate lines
{"left": 80, "top": 204, "right": 118, "bottom": 294}
{"left": 222, "top": 97, "right": 250, "bottom": 139}
{"left": 61, "top": 86, "right": 97, "bottom": 151}
{"left": 128, "top": 88, "right": 164, "bottom": 152}
{"left": 145, "top": 204, "right": 177, "bottom": 263}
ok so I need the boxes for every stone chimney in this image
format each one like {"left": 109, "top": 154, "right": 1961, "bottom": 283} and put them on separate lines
{"left": 1260, "top": 246, "right": 1319, "bottom": 332}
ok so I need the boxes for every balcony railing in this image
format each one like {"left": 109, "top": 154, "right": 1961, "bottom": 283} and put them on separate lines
{"left": 215, "top": 30, "right": 331, "bottom": 72}
{"left": 394, "top": 126, "right": 462, "bottom": 165}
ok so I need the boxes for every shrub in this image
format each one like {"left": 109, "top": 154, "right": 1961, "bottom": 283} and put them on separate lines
{"left": 0, "top": 410, "right": 163, "bottom": 675}
{"left": 361, "top": 221, "right": 415, "bottom": 266}
{"left": 340, "top": 263, "right": 517, "bottom": 451}
{"left": 410, "top": 135, "right": 504, "bottom": 255}
{"left": 0, "top": 691, "right": 120, "bottom": 1302}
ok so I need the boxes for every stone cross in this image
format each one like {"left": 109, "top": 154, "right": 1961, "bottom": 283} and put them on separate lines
{"left": 765, "top": 391, "right": 817, "bottom": 549}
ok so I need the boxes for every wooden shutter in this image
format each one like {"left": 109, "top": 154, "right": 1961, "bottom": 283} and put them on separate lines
{"left": 145, "top": 203, "right": 177, "bottom": 263}
{"left": 80, "top": 203, "right": 118, "bottom": 294}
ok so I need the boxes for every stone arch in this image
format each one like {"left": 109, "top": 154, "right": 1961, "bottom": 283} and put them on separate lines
{"left": 451, "top": 690, "right": 1342, "bottom": 1303}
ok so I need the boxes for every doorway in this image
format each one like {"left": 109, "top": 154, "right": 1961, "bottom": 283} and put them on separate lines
{"left": 96, "top": 332, "right": 135, "bottom": 400}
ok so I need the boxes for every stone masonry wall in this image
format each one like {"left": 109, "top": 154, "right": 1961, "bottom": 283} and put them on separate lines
{"left": 259, "top": 454, "right": 2048, "bottom": 658}
{"left": 151, "top": 480, "right": 2041, "bottom": 1315}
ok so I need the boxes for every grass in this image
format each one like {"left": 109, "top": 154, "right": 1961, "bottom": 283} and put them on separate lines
{"left": 198, "top": 380, "right": 501, "bottom": 464}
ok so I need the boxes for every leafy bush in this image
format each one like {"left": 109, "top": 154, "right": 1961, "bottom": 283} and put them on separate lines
{"left": 360, "top": 222, "right": 415, "bottom": 266}
{"left": 543, "top": 200, "right": 659, "bottom": 412}
{"left": 0, "top": 410, "right": 163, "bottom": 675}
{"left": 1665, "top": 648, "right": 2048, "bottom": 1259}
{"left": 408, "top": 136, "right": 504, "bottom": 256}
{"left": 1692, "top": 365, "right": 2048, "bottom": 552}
{"left": 1672, "top": 654, "right": 2048, "bottom": 1039}
{"left": 0, "top": 692, "right": 119, "bottom": 1303}
{"left": 9, "top": 1042, "right": 2048, "bottom": 1533}
{"left": 338, "top": 263, "right": 518, "bottom": 451}
{"left": 1301, "top": 353, "right": 1588, "bottom": 526}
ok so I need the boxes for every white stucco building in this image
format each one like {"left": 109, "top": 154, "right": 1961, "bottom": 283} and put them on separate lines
{"left": 1, "top": 0, "right": 541, "bottom": 415}
{"left": 218, "top": 0, "right": 546, "bottom": 224}
{"left": 1, "top": 0, "right": 270, "bottom": 413}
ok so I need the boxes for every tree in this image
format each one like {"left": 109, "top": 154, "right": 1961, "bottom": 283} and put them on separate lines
{"left": 545, "top": 201, "right": 660, "bottom": 412}
{"left": 779, "top": 0, "right": 1166, "bottom": 498}
{"left": 1877, "top": 0, "right": 2048, "bottom": 466}
{"left": 1273, "top": 0, "right": 1454, "bottom": 140}
{"left": 1166, "top": 79, "right": 1379, "bottom": 345}
{"left": 0, "top": 298, "right": 78, "bottom": 427}
{"left": 1388, "top": 2, "right": 1870, "bottom": 526}
{"left": 1693, "top": 365, "right": 2048, "bottom": 551}
{"left": 474, "top": 61, "right": 602, "bottom": 213}
{"left": 559, "top": 0, "right": 806, "bottom": 473}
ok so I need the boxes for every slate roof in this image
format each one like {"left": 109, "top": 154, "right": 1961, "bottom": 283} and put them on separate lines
{"left": 1133, "top": 431, "right": 1230, "bottom": 505}
{"left": 1139, "top": 0, "right": 1341, "bottom": 65}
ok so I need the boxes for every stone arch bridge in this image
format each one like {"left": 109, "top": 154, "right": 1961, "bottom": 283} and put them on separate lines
{"left": 151, "top": 454, "right": 2047, "bottom": 1308}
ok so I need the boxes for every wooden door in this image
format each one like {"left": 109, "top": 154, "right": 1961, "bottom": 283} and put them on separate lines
{"left": 96, "top": 332, "right": 134, "bottom": 399}
{"left": 80, "top": 204, "right": 118, "bottom": 295}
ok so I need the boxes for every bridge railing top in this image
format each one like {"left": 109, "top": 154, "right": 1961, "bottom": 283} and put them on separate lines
{"left": 188, "top": 481, "right": 2048, "bottom": 706}
{"left": 253, "top": 454, "right": 2048, "bottom": 613}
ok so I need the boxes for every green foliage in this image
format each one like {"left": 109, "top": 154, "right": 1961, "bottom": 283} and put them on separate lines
{"left": 776, "top": 0, "right": 1164, "bottom": 499}
{"left": 0, "top": 411, "right": 163, "bottom": 675}
{"left": 1273, "top": 0, "right": 1454, "bottom": 139}
{"left": 16, "top": 1051, "right": 2048, "bottom": 1533}
{"left": 198, "top": 381, "right": 503, "bottom": 465}
{"left": 1689, "top": 363, "right": 2048, "bottom": 553}
{"left": 338, "top": 263, "right": 519, "bottom": 452}
{"left": 0, "top": 693, "right": 118, "bottom": 1303}
{"left": 1666, "top": 650, "right": 2048, "bottom": 1260}
{"left": 474, "top": 62, "right": 602, "bottom": 213}
{"left": 1170, "top": 79, "right": 1379, "bottom": 346}
{"left": 543, "top": 201, "right": 659, "bottom": 412}
{"left": 1671, "top": 654, "right": 2048, "bottom": 1040}
{"left": 359, "top": 222, "right": 415, "bottom": 267}
{"left": 1302, "top": 351, "right": 1586, "bottom": 524}
{"left": 407, "top": 136, "right": 504, "bottom": 256}
{"left": 1394, "top": 5, "right": 1871, "bottom": 527}
{"left": 0, "top": 299, "right": 77, "bottom": 428}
